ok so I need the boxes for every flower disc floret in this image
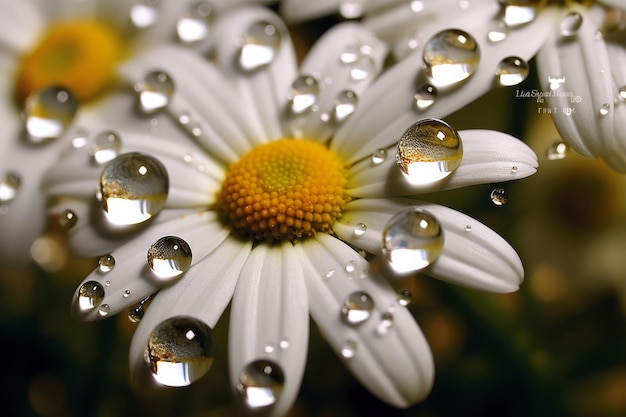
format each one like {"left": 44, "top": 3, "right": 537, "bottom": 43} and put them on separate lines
{"left": 217, "top": 139, "right": 349, "bottom": 243}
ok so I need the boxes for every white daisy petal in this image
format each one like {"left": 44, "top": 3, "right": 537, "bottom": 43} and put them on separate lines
{"left": 335, "top": 198, "right": 523, "bottom": 292}
{"left": 347, "top": 129, "right": 537, "bottom": 198}
{"left": 128, "top": 235, "right": 252, "bottom": 388}
{"left": 0, "top": 0, "right": 42, "bottom": 52}
{"left": 297, "top": 233, "right": 434, "bottom": 407}
{"left": 229, "top": 242, "right": 309, "bottom": 417}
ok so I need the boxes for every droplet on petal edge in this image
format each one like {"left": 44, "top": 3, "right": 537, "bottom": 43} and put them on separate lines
{"left": 77, "top": 281, "right": 105, "bottom": 312}
{"left": 237, "top": 359, "right": 285, "bottom": 408}
{"left": 560, "top": 11, "right": 583, "bottom": 37}
{"left": 414, "top": 84, "right": 437, "bottom": 111}
{"left": 23, "top": 86, "right": 78, "bottom": 143}
{"left": 490, "top": 187, "right": 508, "bottom": 205}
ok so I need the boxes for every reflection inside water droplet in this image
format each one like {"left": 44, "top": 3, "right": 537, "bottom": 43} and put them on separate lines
{"left": 23, "top": 86, "right": 78, "bottom": 143}
{"left": 423, "top": 29, "right": 480, "bottom": 88}
{"left": 147, "top": 236, "right": 193, "bottom": 282}
{"left": 490, "top": 188, "right": 508, "bottom": 205}
{"left": 397, "top": 289, "right": 412, "bottom": 306}
{"left": 342, "top": 291, "right": 375, "bottom": 324}
{"left": 237, "top": 359, "right": 285, "bottom": 408}
{"left": 239, "top": 21, "right": 282, "bottom": 72}
{"left": 341, "top": 339, "right": 357, "bottom": 358}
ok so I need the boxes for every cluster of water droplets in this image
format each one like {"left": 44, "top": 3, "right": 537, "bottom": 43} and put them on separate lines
{"left": 23, "top": 86, "right": 78, "bottom": 143}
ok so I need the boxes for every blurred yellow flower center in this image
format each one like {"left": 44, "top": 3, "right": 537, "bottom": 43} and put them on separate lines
{"left": 217, "top": 139, "right": 349, "bottom": 243}
{"left": 17, "top": 20, "right": 123, "bottom": 104}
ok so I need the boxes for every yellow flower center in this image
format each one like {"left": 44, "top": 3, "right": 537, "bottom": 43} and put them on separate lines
{"left": 17, "top": 20, "right": 123, "bottom": 104}
{"left": 217, "top": 139, "right": 350, "bottom": 243}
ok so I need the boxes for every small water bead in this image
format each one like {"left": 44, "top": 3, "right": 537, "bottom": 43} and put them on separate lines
{"left": 145, "top": 316, "right": 215, "bottom": 387}
{"left": 147, "top": 236, "right": 193, "bottom": 282}
{"left": 411, "top": 0, "right": 424, "bottom": 12}
{"left": 239, "top": 21, "right": 282, "bottom": 72}
{"left": 123, "top": 289, "right": 131, "bottom": 298}
{"left": 382, "top": 208, "right": 444, "bottom": 274}
{"left": 77, "top": 281, "right": 105, "bottom": 311}
{"left": 279, "top": 339, "right": 289, "bottom": 349}
{"left": 0, "top": 172, "right": 21, "bottom": 204}
{"left": 618, "top": 86, "right": 626, "bottom": 100}
{"left": 135, "top": 71, "right": 175, "bottom": 114}
{"left": 128, "top": 305, "right": 144, "bottom": 323}
{"left": 498, "top": 0, "right": 545, "bottom": 27}
{"left": 546, "top": 141, "right": 569, "bottom": 160}
{"left": 324, "top": 269, "right": 336, "bottom": 280}
{"left": 465, "top": 224, "right": 472, "bottom": 232}
{"left": 58, "top": 209, "right": 78, "bottom": 229}
{"left": 237, "top": 359, "right": 285, "bottom": 408}
{"left": 130, "top": 0, "right": 160, "bottom": 28}
{"left": 98, "top": 304, "right": 110, "bottom": 317}
{"left": 345, "top": 260, "right": 357, "bottom": 273}
{"left": 396, "top": 118, "right": 463, "bottom": 185}
{"left": 371, "top": 148, "right": 387, "bottom": 165}
{"left": 288, "top": 75, "right": 319, "bottom": 114}
{"left": 90, "top": 131, "right": 122, "bottom": 164}
{"left": 490, "top": 188, "right": 508, "bottom": 206}
{"left": 176, "top": 1, "right": 213, "bottom": 44}
{"left": 496, "top": 56, "right": 529, "bottom": 87}
{"left": 340, "top": 339, "right": 357, "bottom": 359}
{"left": 376, "top": 311, "right": 395, "bottom": 336}
{"left": 264, "top": 343, "right": 275, "bottom": 354}
{"left": 104, "top": 280, "right": 111, "bottom": 287}
{"left": 342, "top": 291, "right": 375, "bottom": 324}
{"left": 561, "top": 11, "right": 583, "bottom": 37}
{"left": 599, "top": 103, "right": 611, "bottom": 116}
{"left": 70, "top": 128, "right": 89, "bottom": 149}
{"left": 488, "top": 21, "right": 509, "bottom": 42}
{"left": 414, "top": 84, "right": 437, "bottom": 111}
{"left": 397, "top": 289, "right": 412, "bottom": 306}
{"left": 339, "top": 44, "right": 360, "bottom": 64}
{"left": 349, "top": 55, "right": 376, "bottom": 81}
{"left": 353, "top": 223, "right": 367, "bottom": 237}
{"left": 423, "top": 29, "right": 480, "bottom": 88}
{"left": 339, "top": 0, "right": 366, "bottom": 19}
{"left": 98, "top": 152, "right": 169, "bottom": 226}
{"left": 98, "top": 254, "right": 115, "bottom": 273}
{"left": 23, "top": 86, "right": 78, "bottom": 143}
{"left": 333, "top": 90, "right": 358, "bottom": 122}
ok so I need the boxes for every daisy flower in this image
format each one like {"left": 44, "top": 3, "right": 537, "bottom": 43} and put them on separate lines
{"left": 282, "top": 0, "right": 626, "bottom": 170}
{"left": 0, "top": 0, "right": 273, "bottom": 266}
{"left": 44, "top": 6, "right": 538, "bottom": 416}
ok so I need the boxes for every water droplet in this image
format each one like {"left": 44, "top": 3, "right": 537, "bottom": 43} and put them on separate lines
{"left": 340, "top": 44, "right": 360, "bottom": 64}
{"left": 382, "top": 208, "right": 444, "bottom": 273}
{"left": 135, "top": 71, "right": 175, "bottom": 114}
{"left": 77, "top": 281, "right": 105, "bottom": 311}
{"left": 98, "top": 153, "right": 169, "bottom": 226}
{"left": 145, "top": 316, "right": 215, "bottom": 387}
{"left": 128, "top": 304, "right": 144, "bottom": 323}
{"left": 345, "top": 260, "right": 357, "bottom": 273}
{"left": 376, "top": 311, "right": 394, "bottom": 335}
{"left": 396, "top": 118, "right": 463, "bottom": 185}
{"left": 618, "top": 86, "right": 626, "bottom": 100}
{"left": 147, "top": 236, "right": 193, "bottom": 282}
{"left": 288, "top": 75, "right": 319, "bottom": 114}
{"left": 98, "top": 304, "right": 110, "bottom": 317}
{"left": 353, "top": 223, "right": 367, "bottom": 237}
{"left": 341, "top": 339, "right": 357, "bottom": 358}
{"left": 560, "top": 11, "right": 582, "bottom": 37}
{"left": 339, "top": 0, "right": 365, "bottom": 19}
{"left": 397, "top": 289, "right": 412, "bottom": 306}
{"left": 342, "top": 291, "right": 374, "bottom": 324}
{"left": 237, "top": 359, "right": 285, "bottom": 408}
{"left": 349, "top": 55, "right": 375, "bottom": 81}
{"left": 371, "top": 148, "right": 387, "bottom": 165}
{"left": 423, "top": 29, "right": 480, "bottom": 88}
{"left": 130, "top": 0, "right": 160, "bottom": 28}
{"left": 176, "top": 1, "right": 213, "bottom": 43}
{"left": 488, "top": 20, "right": 509, "bottom": 42}
{"left": 123, "top": 289, "right": 131, "bottom": 298}
{"left": 599, "top": 103, "right": 611, "bottom": 116}
{"left": 546, "top": 141, "right": 569, "bottom": 160}
{"left": 414, "top": 84, "right": 437, "bottom": 111}
{"left": 104, "top": 280, "right": 111, "bottom": 287}
{"left": 465, "top": 224, "right": 472, "bottom": 232}
{"left": 70, "top": 128, "right": 89, "bottom": 149}
{"left": 324, "top": 269, "right": 336, "bottom": 279}
{"left": 496, "top": 56, "right": 529, "bottom": 86}
{"left": 333, "top": 90, "right": 358, "bottom": 122}
{"left": 279, "top": 339, "right": 289, "bottom": 349}
{"left": 411, "top": 0, "right": 424, "bottom": 12}
{"left": 490, "top": 188, "right": 508, "bottom": 205}
{"left": 23, "top": 86, "right": 78, "bottom": 143}
{"left": 511, "top": 166, "right": 518, "bottom": 173}
{"left": 264, "top": 343, "right": 275, "bottom": 354}
{"left": 90, "top": 130, "right": 122, "bottom": 164}
{"left": 0, "top": 172, "right": 21, "bottom": 204}
{"left": 498, "top": 0, "right": 544, "bottom": 27}
{"left": 59, "top": 209, "right": 78, "bottom": 229}
{"left": 98, "top": 254, "right": 115, "bottom": 273}
{"left": 239, "top": 21, "right": 282, "bottom": 72}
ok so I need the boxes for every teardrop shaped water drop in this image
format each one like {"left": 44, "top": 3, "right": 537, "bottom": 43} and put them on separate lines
{"left": 498, "top": 0, "right": 545, "bottom": 27}
{"left": 130, "top": 0, "right": 160, "bottom": 28}
{"left": 561, "top": 11, "right": 583, "bottom": 37}
{"left": 23, "top": 86, "right": 78, "bottom": 143}
{"left": 288, "top": 75, "right": 319, "bottom": 114}
{"left": 599, "top": 103, "right": 611, "bottom": 116}
{"left": 145, "top": 316, "right": 215, "bottom": 387}
{"left": 496, "top": 56, "right": 529, "bottom": 86}
{"left": 341, "top": 339, "right": 357, "bottom": 359}
{"left": 98, "top": 152, "right": 169, "bottom": 226}
{"left": 396, "top": 118, "right": 463, "bottom": 185}
{"left": 135, "top": 71, "right": 175, "bottom": 114}
{"left": 128, "top": 304, "right": 144, "bottom": 323}
{"left": 0, "top": 172, "right": 21, "bottom": 204}
{"left": 414, "top": 84, "right": 437, "bottom": 111}
{"left": 147, "top": 236, "right": 193, "bottom": 282}
{"left": 490, "top": 188, "right": 508, "bottom": 205}
{"left": 237, "top": 359, "right": 285, "bottom": 408}
{"left": 423, "top": 29, "right": 480, "bottom": 88}
{"left": 382, "top": 208, "right": 444, "bottom": 273}
{"left": 77, "top": 281, "right": 105, "bottom": 311}
{"left": 546, "top": 141, "right": 569, "bottom": 160}
{"left": 98, "top": 254, "right": 115, "bottom": 273}
{"left": 342, "top": 291, "right": 375, "bottom": 324}
{"left": 176, "top": 1, "right": 213, "bottom": 44}
{"left": 333, "top": 90, "right": 358, "bottom": 122}
{"left": 239, "top": 21, "right": 282, "bottom": 72}
{"left": 371, "top": 148, "right": 387, "bottom": 165}
{"left": 59, "top": 209, "right": 78, "bottom": 229}
{"left": 90, "top": 130, "right": 122, "bottom": 164}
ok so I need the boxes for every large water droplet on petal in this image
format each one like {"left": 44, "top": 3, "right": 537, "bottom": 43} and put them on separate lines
{"left": 496, "top": 56, "right": 529, "bottom": 86}
{"left": 423, "top": 29, "right": 480, "bottom": 88}
{"left": 490, "top": 188, "right": 508, "bottom": 205}
{"left": 333, "top": 90, "right": 358, "bottom": 122}
{"left": 414, "top": 84, "right": 437, "bottom": 111}
{"left": 0, "top": 172, "right": 21, "bottom": 204}
{"left": 396, "top": 118, "right": 463, "bottom": 185}
{"left": 176, "top": 1, "right": 213, "bottom": 43}
{"left": 561, "top": 11, "right": 583, "bottom": 37}
{"left": 498, "top": 0, "right": 545, "bottom": 27}
{"left": 382, "top": 208, "right": 444, "bottom": 273}
{"left": 90, "top": 130, "right": 122, "bottom": 164}
{"left": 145, "top": 316, "right": 215, "bottom": 387}
{"left": 77, "top": 281, "right": 105, "bottom": 311}
{"left": 23, "top": 86, "right": 78, "bottom": 143}
{"left": 130, "top": 0, "right": 160, "bottom": 28}
{"left": 239, "top": 21, "right": 282, "bottom": 72}
{"left": 342, "top": 291, "right": 375, "bottom": 324}
{"left": 237, "top": 359, "right": 285, "bottom": 408}
{"left": 147, "top": 236, "right": 193, "bottom": 282}
{"left": 135, "top": 71, "right": 175, "bottom": 114}
{"left": 98, "top": 153, "right": 169, "bottom": 226}
{"left": 288, "top": 75, "right": 319, "bottom": 114}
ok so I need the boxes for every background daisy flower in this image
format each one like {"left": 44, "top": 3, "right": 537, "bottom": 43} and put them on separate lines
{"left": 43, "top": 6, "right": 538, "bottom": 416}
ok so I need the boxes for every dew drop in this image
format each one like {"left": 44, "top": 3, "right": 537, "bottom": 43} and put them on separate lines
{"left": 498, "top": 0, "right": 544, "bottom": 27}
{"left": 130, "top": 0, "right": 160, "bottom": 28}
{"left": 345, "top": 260, "right": 357, "bottom": 273}
{"left": 618, "top": 86, "right": 626, "bottom": 100}
{"left": 176, "top": 1, "right": 213, "bottom": 44}
{"left": 104, "top": 280, "right": 111, "bottom": 287}
{"left": 397, "top": 289, "right": 412, "bottom": 306}
{"left": 237, "top": 359, "right": 285, "bottom": 408}
{"left": 123, "top": 289, "right": 131, "bottom": 298}
{"left": 423, "top": 29, "right": 480, "bottom": 88}
{"left": 98, "top": 304, "right": 110, "bottom": 317}
{"left": 371, "top": 148, "right": 387, "bottom": 165}
{"left": 59, "top": 209, "right": 78, "bottom": 229}
{"left": 128, "top": 305, "right": 144, "bottom": 323}
{"left": 0, "top": 172, "right": 21, "bottom": 204}
{"left": 147, "top": 236, "right": 193, "bottom": 282}
{"left": 98, "top": 152, "right": 169, "bottom": 226}
{"left": 339, "top": 0, "right": 365, "bottom": 19}
{"left": 376, "top": 311, "right": 394, "bottom": 335}
{"left": 279, "top": 339, "right": 289, "bottom": 349}
{"left": 490, "top": 188, "right": 508, "bottom": 206}
{"left": 23, "top": 86, "right": 78, "bottom": 143}
{"left": 145, "top": 316, "right": 215, "bottom": 387}
{"left": 561, "top": 11, "right": 583, "bottom": 37}
{"left": 333, "top": 90, "right": 358, "bottom": 122}
{"left": 239, "top": 21, "right": 282, "bottom": 72}
{"left": 414, "top": 84, "right": 437, "bottom": 111}
{"left": 511, "top": 165, "right": 518, "bottom": 173}
{"left": 341, "top": 339, "right": 357, "bottom": 359}
{"left": 465, "top": 224, "right": 472, "bottom": 232}
{"left": 77, "top": 281, "right": 105, "bottom": 311}
{"left": 496, "top": 57, "right": 529, "bottom": 86}
{"left": 324, "top": 268, "right": 336, "bottom": 279}
{"left": 264, "top": 343, "right": 275, "bottom": 354}
{"left": 339, "top": 44, "right": 360, "bottom": 64}
{"left": 396, "top": 118, "right": 463, "bottom": 185}
{"left": 342, "top": 291, "right": 374, "bottom": 324}
{"left": 288, "top": 75, "right": 319, "bottom": 114}
{"left": 70, "top": 128, "right": 89, "bottom": 149}
{"left": 90, "top": 130, "right": 122, "bottom": 164}
{"left": 353, "top": 223, "right": 367, "bottom": 237}
{"left": 488, "top": 20, "right": 509, "bottom": 42}
{"left": 135, "top": 71, "right": 175, "bottom": 114}
{"left": 599, "top": 103, "right": 611, "bottom": 116}
{"left": 349, "top": 55, "right": 375, "bottom": 81}
{"left": 546, "top": 141, "right": 569, "bottom": 160}
{"left": 98, "top": 254, "right": 115, "bottom": 273}
{"left": 382, "top": 208, "right": 444, "bottom": 273}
